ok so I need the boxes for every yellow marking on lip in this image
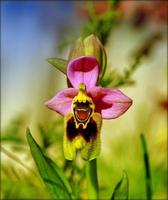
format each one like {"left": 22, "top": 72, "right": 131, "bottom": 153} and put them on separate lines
{"left": 72, "top": 83, "right": 94, "bottom": 106}
{"left": 72, "top": 83, "right": 95, "bottom": 129}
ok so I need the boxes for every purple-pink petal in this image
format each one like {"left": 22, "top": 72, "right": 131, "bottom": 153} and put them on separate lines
{"left": 67, "top": 56, "right": 99, "bottom": 90}
{"left": 44, "top": 88, "right": 78, "bottom": 116}
{"left": 89, "top": 87, "right": 132, "bottom": 119}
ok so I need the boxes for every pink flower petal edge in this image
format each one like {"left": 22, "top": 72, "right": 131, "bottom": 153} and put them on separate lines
{"left": 44, "top": 88, "right": 78, "bottom": 116}
{"left": 67, "top": 56, "right": 99, "bottom": 90}
{"left": 89, "top": 87, "right": 132, "bottom": 119}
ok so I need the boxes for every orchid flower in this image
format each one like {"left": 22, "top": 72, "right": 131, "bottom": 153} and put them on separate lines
{"left": 45, "top": 56, "right": 132, "bottom": 161}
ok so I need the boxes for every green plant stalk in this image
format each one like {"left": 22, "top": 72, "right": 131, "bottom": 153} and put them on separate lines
{"left": 86, "top": 1, "right": 96, "bottom": 22}
{"left": 140, "top": 133, "right": 152, "bottom": 200}
{"left": 86, "top": 159, "right": 98, "bottom": 199}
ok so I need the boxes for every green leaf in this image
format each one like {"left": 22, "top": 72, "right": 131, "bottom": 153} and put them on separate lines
{"left": 26, "top": 128, "right": 73, "bottom": 199}
{"left": 111, "top": 171, "right": 129, "bottom": 200}
{"left": 47, "top": 58, "right": 68, "bottom": 74}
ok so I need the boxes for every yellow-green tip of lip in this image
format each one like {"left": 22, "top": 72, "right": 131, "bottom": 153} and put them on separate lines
{"left": 73, "top": 136, "right": 85, "bottom": 149}
{"left": 78, "top": 83, "right": 86, "bottom": 91}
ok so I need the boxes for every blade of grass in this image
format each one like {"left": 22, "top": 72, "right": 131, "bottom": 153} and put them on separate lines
{"left": 111, "top": 170, "right": 129, "bottom": 200}
{"left": 140, "top": 133, "right": 152, "bottom": 200}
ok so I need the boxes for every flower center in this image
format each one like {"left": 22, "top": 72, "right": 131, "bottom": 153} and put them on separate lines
{"left": 72, "top": 83, "right": 95, "bottom": 128}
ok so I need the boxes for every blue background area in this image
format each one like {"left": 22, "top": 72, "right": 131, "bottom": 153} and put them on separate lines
{"left": 1, "top": 1, "right": 83, "bottom": 127}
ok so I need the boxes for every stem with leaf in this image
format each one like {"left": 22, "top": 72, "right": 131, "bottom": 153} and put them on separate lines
{"left": 86, "top": 159, "right": 98, "bottom": 199}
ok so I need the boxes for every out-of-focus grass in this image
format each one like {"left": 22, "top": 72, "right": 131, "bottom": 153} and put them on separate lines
{"left": 98, "top": 132, "right": 167, "bottom": 199}
{"left": 1, "top": 114, "right": 85, "bottom": 199}
{"left": 97, "top": 101, "right": 167, "bottom": 199}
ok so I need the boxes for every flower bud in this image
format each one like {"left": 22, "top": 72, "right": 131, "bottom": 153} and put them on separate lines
{"left": 68, "top": 34, "right": 107, "bottom": 81}
{"left": 68, "top": 37, "right": 85, "bottom": 61}
{"left": 84, "top": 34, "right": 107, "bottom": 81}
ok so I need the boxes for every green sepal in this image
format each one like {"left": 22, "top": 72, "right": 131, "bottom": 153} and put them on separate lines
{"left": 84, "top": 34, "right": 107, "bottom": 82}
{"left": 47, "top": 58, "right": 68, "bottom": 74}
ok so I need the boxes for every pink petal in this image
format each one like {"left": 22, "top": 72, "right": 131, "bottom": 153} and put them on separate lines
{"left": 67, "top": 56, "right": 99, "bottom": 89}
{"left": 44, "top": 88, "right": 78, "bottom": 116}
{"left": 89, "top": 87, "right": 132, "bottom": 119}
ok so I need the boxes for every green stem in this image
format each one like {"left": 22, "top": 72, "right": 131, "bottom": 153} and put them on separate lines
{"left": 87, "top": 1, "right": 96, "bottom": 22}
{"left": 140, "top": 133, "right": 152, "bottom": 200}
{"left": 86, "top": 159, "right": 98, "bottom": 199}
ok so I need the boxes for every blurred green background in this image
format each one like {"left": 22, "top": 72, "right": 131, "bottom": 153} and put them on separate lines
{"left": 1, "top": 1, "right": 167, "bottom": 199}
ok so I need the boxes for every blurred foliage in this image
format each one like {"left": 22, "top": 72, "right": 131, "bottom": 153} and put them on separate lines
{"left": 82, "top": 1, "right": 121, "bottom": 45}
{"left": 1, "top": 115, "right": 86, "bottom": 199}
{"left": 1, "top": 114, "right": 27, "bottom": 145}
{"left": 58, "top": 0, "right": 120, "bottom": 51}
{"left": 101, "top": 32, "right": 163, "bottom": 88}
